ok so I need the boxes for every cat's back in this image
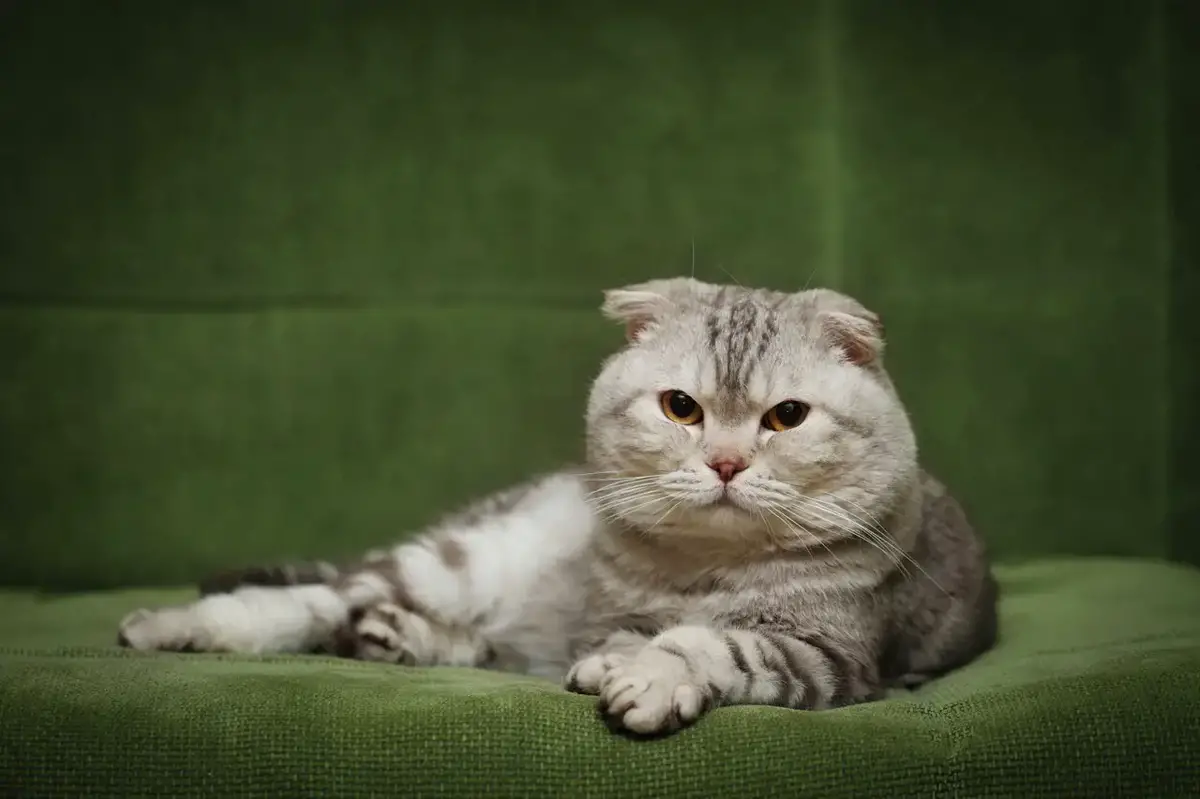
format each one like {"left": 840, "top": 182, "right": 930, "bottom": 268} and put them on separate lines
{"left": 448, "top": 467, "right": 601, "bottom": 565}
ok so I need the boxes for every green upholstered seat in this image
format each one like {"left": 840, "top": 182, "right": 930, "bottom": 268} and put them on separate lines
{"left": 2, "top": 558, "right": 1199, "bottom": 796}
{"left": 2, "top": 1, "right": 1197, "bottom": 795}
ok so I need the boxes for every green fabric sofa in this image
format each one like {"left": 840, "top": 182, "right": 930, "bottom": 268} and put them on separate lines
{"left": 2, "top": 1, "right": 1198, "bottom": 795}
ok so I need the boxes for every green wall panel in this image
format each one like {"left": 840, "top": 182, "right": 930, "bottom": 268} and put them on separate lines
{"left": 0, "top": 0, "right": 1188, "bottom": 588}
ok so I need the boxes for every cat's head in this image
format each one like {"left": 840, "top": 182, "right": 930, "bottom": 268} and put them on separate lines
{"left": 584, "top": 277, "right": 918, "bottom": 547}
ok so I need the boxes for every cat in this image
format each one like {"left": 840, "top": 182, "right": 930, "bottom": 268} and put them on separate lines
{"left": 117, "top": 277, "right": 998, "bottom": 736}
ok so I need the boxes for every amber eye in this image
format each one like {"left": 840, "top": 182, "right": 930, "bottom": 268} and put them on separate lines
{"left": 660, "top": 390, "right": 704, "bottom": 425}
{"left": 763, "top": 400, "right": 809, "bottom": 432}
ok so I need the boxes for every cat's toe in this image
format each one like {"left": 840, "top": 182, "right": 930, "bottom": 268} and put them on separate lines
{"left": 116, "top": 607, "right": 202, "bottom": 651}
{"left": 353, "top": 603, "right": 413, "bottom": 664}
{"left": 116, "top": 608, "right": 152, "bottom": 646}
{"left": 598, "top": 659, "right": 708, "bottom": 735}
{"left": 565, "top": 652, "right": 627, "bottom": 695}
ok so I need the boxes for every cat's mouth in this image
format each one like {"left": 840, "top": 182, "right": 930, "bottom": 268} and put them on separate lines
{"left": 710, "top": 491, "right": 752, "bottom": 515}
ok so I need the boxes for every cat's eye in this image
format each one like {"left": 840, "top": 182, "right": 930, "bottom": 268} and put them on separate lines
{"left": 763, "top": 400, "right": 809, "bottom": 432}
{"left": 660, "top": 390, "right": 704, "bottom": 425}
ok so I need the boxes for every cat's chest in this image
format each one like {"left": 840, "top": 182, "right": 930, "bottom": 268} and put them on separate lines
{"left": 584, "top": 554, "right": 870, "bottom": 632}
{"left": 585, "top": 566, "right": 792, "bottom": 630}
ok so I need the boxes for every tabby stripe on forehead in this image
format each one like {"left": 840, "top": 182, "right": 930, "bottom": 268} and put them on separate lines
{"left": 723, "top": 300, "right": 759, "bottom": 392}
{"left": 706, "top": 310, "right": 725, "bottom": 387}
{"left": 736, "top": 310, "right": 776, "bottom": 391}
{"left": 749, "top": 314, "right": 778, "bottom": 385}
{"left": 705, "top": 298, "right": 779, "bottom": 394}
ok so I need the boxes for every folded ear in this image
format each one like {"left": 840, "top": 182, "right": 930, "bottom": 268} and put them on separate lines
{"left": 602, "top": 277, "right": 715, "bottom": 342}
{"left": 601, "top": 287, "right": 675, "bottom": 342}
{"left": 819, "top": 308, "right": 885, "bottom": 366}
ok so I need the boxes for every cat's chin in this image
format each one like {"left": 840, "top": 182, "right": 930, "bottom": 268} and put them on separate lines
{"left": 681, "top": 498, "right": 761, "bottom": 535}
{"left": 705, "top": 502, "right": 753, "bottom": 525}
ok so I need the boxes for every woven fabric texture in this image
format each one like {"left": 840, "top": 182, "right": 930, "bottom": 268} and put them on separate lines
{"left": 2, "top": 558, "right": 1199, "bottom": 797}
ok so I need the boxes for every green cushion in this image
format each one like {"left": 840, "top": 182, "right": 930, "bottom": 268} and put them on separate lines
{"left": 3, "top": 557, "right": 1198, "bottom": 797}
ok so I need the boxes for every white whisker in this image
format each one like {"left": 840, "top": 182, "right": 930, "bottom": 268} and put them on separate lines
{"left": 646, "top": 499, "right": 683, "bottom": 534}
{"left": 596, "top": 494, "right": 669, "bottom": 525}
{"left": 784, "top": 496, "right": 913, "bottom": 579}
{"left": 588, "top": 489, "right": 663, "bottom": 516}
{"left": 798, "top": 494, "right": 948, "bottom": 595}
{"left": 762, "top": 505, "right": 853, "bottom": 600}
{"left": 584, "top": 476, "right": 663, "bottom": 499}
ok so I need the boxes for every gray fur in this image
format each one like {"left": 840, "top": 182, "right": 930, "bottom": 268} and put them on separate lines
{"left": 120, "top": 278, "right": 997, "bottom": 736}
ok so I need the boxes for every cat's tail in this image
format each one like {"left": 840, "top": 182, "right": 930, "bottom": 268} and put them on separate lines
{"left": 196, "top": 560, "right": 344, "bottom": 596}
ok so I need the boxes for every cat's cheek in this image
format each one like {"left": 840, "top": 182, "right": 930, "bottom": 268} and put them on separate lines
{"left": 759, "top": 436, "right": 836, "bottom": 488}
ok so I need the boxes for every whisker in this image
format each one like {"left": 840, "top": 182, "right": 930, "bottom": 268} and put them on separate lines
{"left": 818, "top": 494, "right": 894, "bottom": 544}
{"left": 806, "top": 493, "right": 891, "bottom": 540}
{"left": 586, "top": 486, "right": 653, "bottom": 506}
{"left": 585, "top": 475, "right": 661, "bottom": 488}
{"left": 716, "top": 262, "right": 744, "bottom": 287}
{"left": 799, "top": 264, "right": 820, "bottom": 292}
{"left": 646, "top": 499, "right": 682, "bottom": 534}
{"left": 798, "top": 495, "right": 948, "bottom": 595}
{"left": 786, "top": 496, "right": 914, "bottom": 580}
{"left": 585, "top": 477, "right": 662, "bottom": 497}
{"left": 596, "top": 494, "right": 669, "bottom": 525}
{"left": 762, "top": 505, "right": 853, "bottom": 601}
{"left": 587, "top": 483, "right": 667, "bottom": 514}
{"left": 584, "top": 476, "right": 663, "bottom": 499}
{"left": 588, "top": 490, "right": 663, "bottom": 516}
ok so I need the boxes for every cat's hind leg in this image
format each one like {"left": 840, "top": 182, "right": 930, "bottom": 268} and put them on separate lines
{"left": 116, "top": 577, "right": 491, "bottom": 667}
{"left": 118, "top": 472, "right": 595, "bottom": 668}
{"left": 117, "top": 582, "right": 355, "bottom": 655}
{"left": 347, "top": 601, "right": 492, "bottom": 666}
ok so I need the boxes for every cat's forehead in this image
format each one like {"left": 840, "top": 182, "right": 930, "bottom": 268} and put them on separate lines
{"left": 652, "top": 291, "right": 828, "bottom": 411}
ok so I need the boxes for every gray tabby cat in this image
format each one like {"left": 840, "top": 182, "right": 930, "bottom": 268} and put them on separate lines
{"left": 118, "top": 278, "right": 998, "bottom": 735}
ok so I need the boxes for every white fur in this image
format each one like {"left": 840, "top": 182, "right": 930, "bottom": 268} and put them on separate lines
{"left": 119, "top": 584, "right": 346, "bottom": 654}
{"left": 119, "top": 474, "right": 600, "bottom": 675}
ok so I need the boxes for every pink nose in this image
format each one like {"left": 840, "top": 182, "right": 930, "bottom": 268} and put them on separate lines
{"left": 707, "top": 457, "right": 748, "bottom": 483}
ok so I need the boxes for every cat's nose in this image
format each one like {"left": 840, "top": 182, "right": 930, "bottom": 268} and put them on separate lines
{"left": 707, "top": 457, "right": 748, "bottom": 483}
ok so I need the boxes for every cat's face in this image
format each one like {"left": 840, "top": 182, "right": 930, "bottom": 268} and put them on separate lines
{"left": 585, "top": 278, "right": 917, "bottom": 547}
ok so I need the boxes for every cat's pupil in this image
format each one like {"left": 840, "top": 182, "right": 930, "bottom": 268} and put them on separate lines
{"left": 775, "top": 402, "right": 804, "bottom": 426}
{"left": 669, "top": 392, "right": 695, "bottom": 418}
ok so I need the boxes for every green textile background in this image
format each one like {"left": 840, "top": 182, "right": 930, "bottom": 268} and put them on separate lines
{"left": 0, "top": 0, "right": 1188, "bottom": 589}
{"left": 1168, "top": 0, "right": 1200, "bottom": 569}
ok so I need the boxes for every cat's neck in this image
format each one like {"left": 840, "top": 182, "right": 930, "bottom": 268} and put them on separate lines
{"left": 595, "top": 515, "right": 887, "bottom": 595}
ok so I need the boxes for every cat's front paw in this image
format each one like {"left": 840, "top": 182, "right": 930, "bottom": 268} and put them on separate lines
{"left": 598, "top": 650, "right": 713, "bottom": 735}
{"left": 351, "top": 603, "right": 424, "bottom": 665}
{"left": 117, "top": 606, "right": 207, "bottom": 652}
{"left": 565, "top": 652, "right": 629, "bottom": 695}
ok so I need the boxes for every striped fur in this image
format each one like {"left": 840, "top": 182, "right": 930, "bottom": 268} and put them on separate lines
{"left": 118, "top": 279, "right": 997, "bottom": 736}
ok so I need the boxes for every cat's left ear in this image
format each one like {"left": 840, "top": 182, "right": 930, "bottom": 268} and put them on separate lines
{"left": 601, "top": 287, "right": 674, "bottom": 342}
{"left": 819, "top": 309, "right": 885, "bottom": 366}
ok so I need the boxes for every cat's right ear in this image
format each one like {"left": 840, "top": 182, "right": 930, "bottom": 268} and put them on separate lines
{"left": 601, "top": 287, "right": 674, "bottom": 343}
